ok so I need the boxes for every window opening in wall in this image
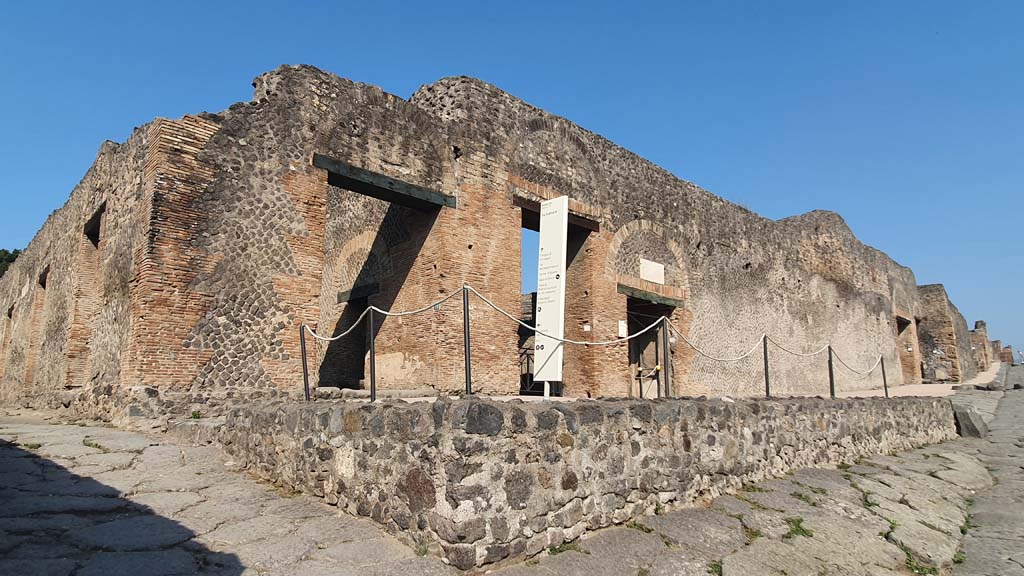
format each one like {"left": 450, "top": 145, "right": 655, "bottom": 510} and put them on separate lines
{"left": 84, "top": 203, "right": 106, "bottom": 248}
{"left": 895, "top": 316, "right": 911, "bottom": 335}
{"left": 519, "top": 213, "right": 541, "bottom": 394}
{"left": 0, "top": 305, "right": 12, "bottom": 379}
{"left": 516, "top": 200, "right": 595, "bottom": 396}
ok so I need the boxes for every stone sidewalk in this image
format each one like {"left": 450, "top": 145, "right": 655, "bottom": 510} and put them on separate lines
{"left": 954, "top": 366, "right": 1024, "bottom": 575}
{"left": 2, "top": 372, "right": 1022, "bottom": 575}
{"left": 0, "top": 415, "right": 457, "bottom": 576}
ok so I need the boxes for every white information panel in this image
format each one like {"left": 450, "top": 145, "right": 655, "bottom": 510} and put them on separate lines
{"left": 533, "top": 196, "right": 569, "bottom": 384}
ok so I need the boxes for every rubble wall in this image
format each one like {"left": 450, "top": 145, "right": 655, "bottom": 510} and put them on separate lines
{"left": 218, "top": 395, "right": 956, "bottom": 569}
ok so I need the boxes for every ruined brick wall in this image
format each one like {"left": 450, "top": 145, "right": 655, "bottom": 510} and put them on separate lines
{"left": 218, "top": 395, "right": 956, "bottom": 569}
{"left": 412, "top": 76, "right": 921, "bottom": 395}
{"left": 2, "top": 65, "right": 989, "bottom": 408}
{"left": 1001, "top": 346, "right": 1016, "bottom": 364}
{"left": 969, "top": 321, "right": 991, "bottom": 372}
{"left": 0, "top": 128, "right": 153, "bottom": 405}
{"left": 916, "top": 284, "right": 977, "bottom": 382}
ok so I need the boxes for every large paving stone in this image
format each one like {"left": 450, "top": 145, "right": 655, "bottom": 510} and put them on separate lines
{"left": 37, "top": 443, "right": 103, "bottom": 459}
{"left": 69, "top": 515, "right": 195, "bottom": 551}
{"left": 889, "top": 518, "right": 958, "bottom": 569}
{"left": 74, "top": 549, "right": 199, "bottom": 576}
{"left": 130, "top": 491, "right": 205, "bottom": 515}
{"left": 0, "top": 495, "right": 129, "bottom": 516}
{"left": 0, "top": 558, "right": 77, "bottom": 576}
{"left": 307, "top": 536, "right": 414, "bottom": 567}
{"left": 80, "top": 432, "right": 155, "bottom": 453}
{"left": 720, "top": 537, "right": 822, "bottom": 575}
{"left": 201, "top": 515, "right": 297, "bottom": 546}
{"left": 74, "top": 451, "right": 137, "bottom": 469}
{"left": 640, "top": 508, "right": 746, "bottom": 559}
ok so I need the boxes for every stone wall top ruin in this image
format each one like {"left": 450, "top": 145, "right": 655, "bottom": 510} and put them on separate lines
{"left": 0, "top": 65, "right": 1008, "bottom": 410}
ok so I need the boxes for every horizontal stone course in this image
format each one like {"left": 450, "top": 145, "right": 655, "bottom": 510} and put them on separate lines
{"left": 217, "top": 394, "right": 956, "bottom": 569}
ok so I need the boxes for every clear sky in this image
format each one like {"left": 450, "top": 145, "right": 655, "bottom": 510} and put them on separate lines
{"left": 1, "top": 1, "right": 1020, "bottom": 353}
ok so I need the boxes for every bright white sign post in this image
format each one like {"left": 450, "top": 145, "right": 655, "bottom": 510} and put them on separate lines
{"left": 533, "top": 196, "right": 569, "bottom": 395}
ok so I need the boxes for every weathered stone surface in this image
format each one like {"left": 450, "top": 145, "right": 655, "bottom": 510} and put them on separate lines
{"left": 953, "top": 403, "right": 989, "bottom": 438}
{"left": 69, "top": 516, "right": 194, "bottom": 551}
{"left": 74, "top": 550, "right": 197, "bottom": 576}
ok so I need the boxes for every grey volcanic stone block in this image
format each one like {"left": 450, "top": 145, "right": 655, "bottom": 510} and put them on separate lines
{"left": 463, "top": 402, "right": 503, "bottom": 436}
{"left": 953, "top": 404, "right": 988, "bottom": 438}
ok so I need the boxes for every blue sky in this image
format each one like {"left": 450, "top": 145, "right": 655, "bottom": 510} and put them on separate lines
{"left": 1, "top": 1, "right": 1020, "bottom": 353}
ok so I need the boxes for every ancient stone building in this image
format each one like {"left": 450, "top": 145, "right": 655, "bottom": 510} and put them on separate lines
{"left": 0, "top": 65, "right": 1006, "bottom": 411}
{"left": 916, "top": 284, "right": 978, "bottom": 382}
{"left": 1001, "top": 345, "right": 1017, "bottom": 365}
{"left": 969, "top": 321, "right": 993, "bottom": 372}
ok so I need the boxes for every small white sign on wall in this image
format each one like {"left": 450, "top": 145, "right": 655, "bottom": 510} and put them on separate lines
{"left": 639, "top": 258, "right": 665, "bottom": 285}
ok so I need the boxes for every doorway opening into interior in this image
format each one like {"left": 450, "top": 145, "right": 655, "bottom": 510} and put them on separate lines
{"left": 627, "top": 297, "right": 674, "bottom": 399}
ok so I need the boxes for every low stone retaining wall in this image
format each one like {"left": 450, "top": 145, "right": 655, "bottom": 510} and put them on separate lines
{"left": 217, "top": 396, "right": 956, "bottom": 569}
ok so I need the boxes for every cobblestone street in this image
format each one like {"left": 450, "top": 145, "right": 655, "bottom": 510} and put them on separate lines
{"left": 2, "top": 368, "right": 1022, "bottom": 575}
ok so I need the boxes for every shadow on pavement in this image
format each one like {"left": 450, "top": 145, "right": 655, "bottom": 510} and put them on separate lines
{"left": 0, "top": 438, "right": 244, "bottom": 575}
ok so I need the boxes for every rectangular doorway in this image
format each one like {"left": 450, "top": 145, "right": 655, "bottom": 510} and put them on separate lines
{"left": 318, "top": 296, "right": 368, "bottom": 389}
{"left": 627, "top": 297, "right": 673, "bottom": 399}
{"left": 894, "top": 315, "right": 919, "bottom": 384}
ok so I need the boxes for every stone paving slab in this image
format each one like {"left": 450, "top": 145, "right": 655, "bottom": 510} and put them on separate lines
{"left": 0, "top": 413, "right": 458, "bottom": 576}
{"left": 954, "top": 366, "right": 1024, "bottom": 576}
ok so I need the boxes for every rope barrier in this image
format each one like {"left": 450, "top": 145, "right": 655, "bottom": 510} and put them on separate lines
{"left": 765, "top": 336, "right": 830, "bottom": 357}
{"left": 832, "top": 350, "right": 883, "bottom": 377}
{"left": 300, "top": 284, "right": 886, "bottom": 375}
{"left": 302, "top": 289, "right": 465, "bottom": 342}
{"left": 667, "top": 324, "right": 763, "bottom": 362}
{"left": 464, "top": 286, "right": 665, "bottom": 346}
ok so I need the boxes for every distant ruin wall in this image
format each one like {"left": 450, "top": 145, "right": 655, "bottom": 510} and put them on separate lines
{"left": 1001, "top": 346, "right": 1016, "bottom": 364}
{"left": 917, "top": 284, "right": 977, "bottom": 382}
{"left": 969, "top": 321, "right": 991, "bottom": 372}
{"left": 218, "top": 395, "right": 956, "bottom": 569}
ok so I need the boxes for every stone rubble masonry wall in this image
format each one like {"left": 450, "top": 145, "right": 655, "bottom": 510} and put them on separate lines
{"left": 916, "top": 284, "right": 978, "bottom": 383}
{"left": 0, "top": 64, "right": 1003, "bottom": 412}
{"left": 1001, "top": 346, "right": 1016, "bottom": 364}
{"left": 0, "top": 124, "right": 153, "bottom": 405}
{"left": 217, "top": 395, "right": 956, "bottom": 569}
{"left": 970, "top": 321, "right": 992, "bottom": 372}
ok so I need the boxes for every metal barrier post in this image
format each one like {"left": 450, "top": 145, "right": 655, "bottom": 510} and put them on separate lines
{"left": 300, "top": 324, "right": 311, "bottom": 402}
{"left": 827, "top": 345, "right": 836, "bottom": 399}
{"left": 463, "top": 287, "right": 473, "bottom": 395}
{"left": 661, "top": 317, "right": 672, "bottom": 398}
{"left": 368, "top": 309, "right": 377, "bottom": 402}
{"left": 881, "top": 356, "right": 889, "bottom": 398}
{"left": 763, "top": 334, "right": 770, "bottom": 398}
